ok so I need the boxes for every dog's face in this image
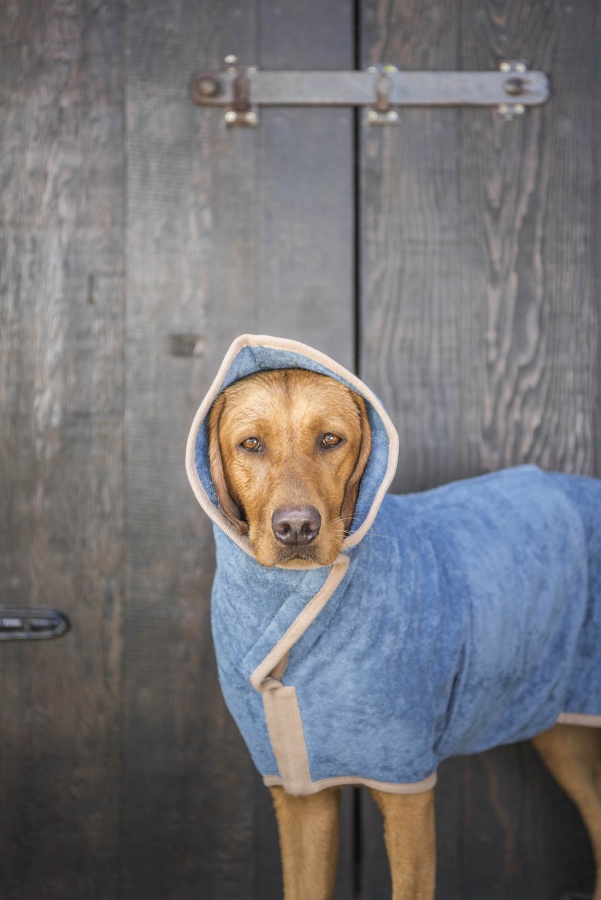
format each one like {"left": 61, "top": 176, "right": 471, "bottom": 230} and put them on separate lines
{"left": 207, "top": 369, "right": 371, "bottom": 567}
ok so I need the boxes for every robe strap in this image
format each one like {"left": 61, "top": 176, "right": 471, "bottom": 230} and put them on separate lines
{"left": 250, "top": 555, "right": 350, "bottom": 794}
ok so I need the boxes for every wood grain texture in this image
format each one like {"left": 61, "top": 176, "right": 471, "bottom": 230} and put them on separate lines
{"left": 359, "top": 0, "right": 600, "bottom": 897}
{"left": 255, "top": 2, "right": 356, "bottom": 895}
{"left": 359, "top": 0, "right": 463, "bottom": 495}
{"left": 257, "top": 0, "right": 355, "bottom": 369}
{"left": 459, "top": 0, "right": 599, "bottom": 478}
{"left": 123, "top": 2, "right": 260, "bottom": 898}
{"left": 0, "top": 1, "right": 125, "bottom": 897}
{"left": 358, "top": 2, "right": 461, "bottom": 892}
{"left": 454, "top": 2, "right": 599, "bottom": 896}
{"left": 595, "top": 8, "right": 601, "bottom": 478}
{"left": 125, "top": 0, "right": 357, "bottom": 895}
{"left": 460, "top": 743, "right": 594, "bottom": 900}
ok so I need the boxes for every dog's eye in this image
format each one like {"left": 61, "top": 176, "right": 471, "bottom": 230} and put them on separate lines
{"left": 241, "top": 437, "right": 261, "bottom": 452}
{"left": 321, "top": 433, "right": 341, "bottom": 448}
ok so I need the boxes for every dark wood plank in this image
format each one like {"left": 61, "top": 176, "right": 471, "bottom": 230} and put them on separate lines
{"left": 256, "top": 0, "right": 355, "bottom": 369}
{"left": 595, "top": 8, "right": 601, "bottom": 477}
{"left": 460, "top": 743, "right": 594, "bottom": 900}
{"left": 254, "top": 3, "right": 357, "bottom": 896}
{"left": 457, "top": 2, "right": 600, "bottom": 895}
{"left": 359, "top": 1, "right": 600, "bottom": 898}
{"left": 122, "top": 2, "right": 261, "bottom": 898}
{"left": 358, "top": 2, "right": 461, "bottom": 896}
{"left": 459, "top": 0, "right": 599, "bottom": 478}
{"left": 0, "top": 1, "right": 125, "bottom": 897}
{"left": 359, "top": 0, "right": 462, "bottom": 496}
{"left": 125, "top": 1, "right": 357, "bottom": 895}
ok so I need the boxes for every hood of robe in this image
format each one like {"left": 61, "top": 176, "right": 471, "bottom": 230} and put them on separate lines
{"left": 185, "top": 334, "right": 400, "bottom": 561}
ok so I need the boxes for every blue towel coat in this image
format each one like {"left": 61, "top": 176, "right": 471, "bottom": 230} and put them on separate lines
{"left": 186, "top": 335, "right": 601, "bottom": 795}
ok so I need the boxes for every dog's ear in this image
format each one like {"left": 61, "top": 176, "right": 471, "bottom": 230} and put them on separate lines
{"left": 207, "top": 394, "right": 249, "bottom": 536}
{"left": 340, "top": 394, "right": 372, "bottom": 532}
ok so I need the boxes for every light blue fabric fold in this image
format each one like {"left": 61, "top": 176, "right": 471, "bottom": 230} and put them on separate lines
{"left": 187, "top": 335, "right": 601, "bottom": 791}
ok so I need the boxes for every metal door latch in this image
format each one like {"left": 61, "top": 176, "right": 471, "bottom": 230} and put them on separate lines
{"left": 190, "top": 57, "right": 549, "bottom": 127}
{"left": 192, "top": 54, "right": 259, "bottom": 127}
{"left": 367, "top": 65, "right": 400, "bottom": 124}
{"left": 0, "top": 609, "right": 70, "bottom": 641}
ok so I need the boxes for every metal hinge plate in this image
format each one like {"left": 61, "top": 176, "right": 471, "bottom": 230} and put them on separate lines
{"left": 190, "top": 60, "right": 549, "bottom": 126}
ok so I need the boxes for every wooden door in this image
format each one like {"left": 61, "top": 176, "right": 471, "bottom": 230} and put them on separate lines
{"left": 0, "top": 1, "right": 599, "bottom": 899}
{"left": 358, "top": 3, "right": 600, "bottom": 898}
{"left": 1, "top": 2, "right": 125, "bottom": 897}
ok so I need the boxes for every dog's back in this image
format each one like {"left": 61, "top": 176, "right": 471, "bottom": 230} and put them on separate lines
{"left": 377, "top": 466, "right": 601, "bottom": 760}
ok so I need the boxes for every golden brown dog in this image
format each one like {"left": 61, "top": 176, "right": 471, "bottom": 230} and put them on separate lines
{"left": 208, "top": 368, "right": 601, "bottom": 900}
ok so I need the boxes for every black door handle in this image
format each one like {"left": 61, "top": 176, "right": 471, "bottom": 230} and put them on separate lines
{"left": 0, "top": 609, "right": 70, "bottom": 641}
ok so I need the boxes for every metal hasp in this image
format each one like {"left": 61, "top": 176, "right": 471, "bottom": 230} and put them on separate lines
{"left": 190, "top": 59, "right": 550, "bottom": 126}
{"left": 0, "top": 608, "right": 71, "bottom": 641}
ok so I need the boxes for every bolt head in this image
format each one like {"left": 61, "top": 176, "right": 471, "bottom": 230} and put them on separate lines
{"left": 386, "top": 110, "right": 399, "bottom": 122}
{"left": 514, "top": 103, "right": 525, "bottom": 115}
{"left": 367, "top": 66, "right": 378, "bottom": 74}
{"left": 224, "top": 54, "right": 238, "bottom": 65}
{"left": 499, "top": 62, "right": 512, "bottom": 73}
{"left": 504, "top": 76, "right": 525, "bottom": 97}
{"left": 194, "top": 75, "right": 220, "bottom": 98}
{"left": 244, "top": 111, "right": 259, "bottom": 126}
{"left": 515, "top": 62, "right": 527, "bottom": 73}
{"left": 224, "top": 109, "right": 238, "bottom": 124}
{"left": 367, "top": 109, "right": 379, "bottom": 122}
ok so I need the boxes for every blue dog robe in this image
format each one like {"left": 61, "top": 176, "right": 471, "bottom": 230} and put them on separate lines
{"left": 186, "top": 334, "right": 601, "bottom": 796}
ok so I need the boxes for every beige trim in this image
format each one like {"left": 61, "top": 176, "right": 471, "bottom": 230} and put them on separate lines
{"left": 558, "top": 712, "right": 601, "bottom": 727}
{"left": 263, "top": 687, "right": 313, "bottom": 795}
{"left": 185, "top": 338, "right": 260, "bottom": 558}
{"left": 250, "top": 553, "right": 350, "bottom": 692}
{"left": 250, "top": 554, "right": 350, "bottom": 793}
{"left": 185, "top": 333, "right": 400, "bottom": 560}
{"left": 270, "top": 652, "right": 289, "bottom": 682}
{"left": 263, "top": 771, "right": 438, "bottom": 796}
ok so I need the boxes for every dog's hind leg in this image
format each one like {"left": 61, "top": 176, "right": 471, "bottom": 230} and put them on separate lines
{"left": 532, "top": 723, "right": 601, "bottom": 900}
{"left": 270, "top": 786, "right": 341, "bottom": 900}
{"left": 370, "top": 787, "right": 436, "bottom": 900}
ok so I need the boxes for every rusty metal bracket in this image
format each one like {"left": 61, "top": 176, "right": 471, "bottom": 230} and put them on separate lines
{"left": 367, "top": 65, "right": 400, "bottom": 125}
{"left": 497, "top": 60, "right": 532, "bottom": 119}
{"left": 190, "top": 58, "right": 549, "bottom": 126}
{"left": 191, "top": 55, "right": 259, "bottom": 127}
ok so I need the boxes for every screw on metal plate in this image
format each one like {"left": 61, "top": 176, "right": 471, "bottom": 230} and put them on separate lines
{"left": 190, "top": 57, "right": 258, "bottom": 126}
{"left": 190, "top": 72, "right": 222, "bottom": 104}
{"left": 0, "top": 609, "right": 70, "bottom": 641}
{"left": 366, "top": 65, "right": 400, "bottom": 125}
{"left": 223, "top": 57, "right": 259, "bottom": 127}
{"left": 498, "top": 61, "right": 531, "bottom": 119}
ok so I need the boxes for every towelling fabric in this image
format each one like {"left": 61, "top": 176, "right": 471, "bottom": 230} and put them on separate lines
{"left": 186, "top": 334, "right": 601, "bottom": 796}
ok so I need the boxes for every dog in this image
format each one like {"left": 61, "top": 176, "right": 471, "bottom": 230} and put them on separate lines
{"left": 187, "top": 335, "right": 601, "bottom": 900}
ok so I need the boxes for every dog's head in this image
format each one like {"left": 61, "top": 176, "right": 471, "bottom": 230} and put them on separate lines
{"left": 207, "top": 369, "right": 372, "bottom": 567}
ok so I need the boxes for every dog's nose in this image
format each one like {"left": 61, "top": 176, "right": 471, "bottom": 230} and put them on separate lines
{"left": 271, "top": 505, "right": 321, "bottom": 545}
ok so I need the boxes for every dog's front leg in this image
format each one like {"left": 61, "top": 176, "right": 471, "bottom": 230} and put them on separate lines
{"left": 270, "top": 785, "right": 341, "bottom": 900}
{"left": 371, "top": 788, "right": 436, "bottom": 900}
